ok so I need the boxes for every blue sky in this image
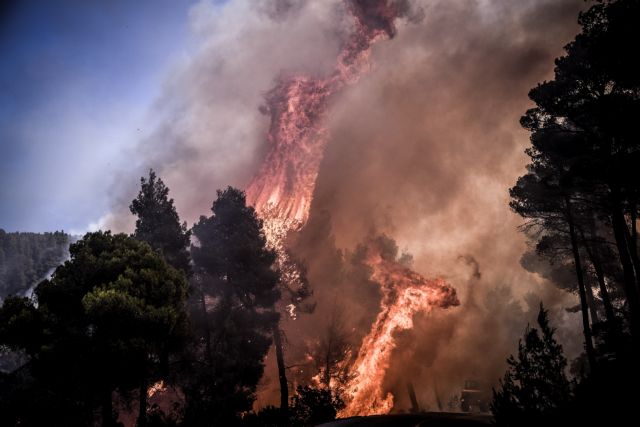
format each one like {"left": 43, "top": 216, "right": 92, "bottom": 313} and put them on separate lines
{"left": 0, "top": 0, "right": 197, "bottom": 233}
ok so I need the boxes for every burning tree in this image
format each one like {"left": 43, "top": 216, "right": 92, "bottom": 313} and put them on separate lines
{"left": 337, "top": 236, "right": 459, "bottom": 417}
{"left": 312, "top": 305, "right": 354, "bottom": 393}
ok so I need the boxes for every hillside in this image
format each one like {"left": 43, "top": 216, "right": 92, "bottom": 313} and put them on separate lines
{"left": 0, "top": 230, "right": 72, "bottom": 299}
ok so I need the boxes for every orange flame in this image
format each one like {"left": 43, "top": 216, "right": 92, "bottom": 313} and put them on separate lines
{"left": 243, "top": 1, "right": 459, "bottom": 416}
{"left": 246, "top": 0, "right": 405, "bottom": 229}
{"left": 338, "top": 241, "right": 459, "bottom": 417}
{"left": 245, "top": 0, "right": 409, "bottom": 313}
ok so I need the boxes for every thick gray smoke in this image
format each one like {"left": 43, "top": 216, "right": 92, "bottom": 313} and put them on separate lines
{"left": 105, "top": 0, "right": 588, "bottom": 412}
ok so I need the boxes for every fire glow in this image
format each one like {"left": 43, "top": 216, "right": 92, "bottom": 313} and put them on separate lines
{"left": 245, "top": 0, "right": 460, "bottom": 416}
{"left": 338, "top": 241, "right": 459, "bottom": 417}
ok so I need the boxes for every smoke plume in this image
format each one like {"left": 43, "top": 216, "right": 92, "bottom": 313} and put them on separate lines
{"left": 105, "top": 0, "right": 589, "bottom": 412}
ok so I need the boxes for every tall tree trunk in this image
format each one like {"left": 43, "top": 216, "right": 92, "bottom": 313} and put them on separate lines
{"left": 324, "top": 349, "right": 331, "bottom": 388}
{"left": 199, "top": 277, "right": 213, "bottom": 367}
{"left": 624, "top": 212, "right": 640, "bottom": 293}
{"left": 585, "top": 279, "right": 600, "bottom": 324}
{"left": 102, "top": 390, "right": 113, "bottom": 427}
{"left": 631, "top": 201, "right": 637, "bottom": 255}
{"left": 407, "top": 382, "right": 420, "bottom": 413}
{"left": 273, "top": 324, "right": 288, "bottom": 414}
{"left": 138, "top": 378, "right": 148, "bottom": 427}
{"left": 582, "top": 236, "right": 617, "bottom": 325}
{"left": 610, "top": 202, "right": 640, "bottom": 338}
{"left": 566, "top": 197, "right": 597, "bottom": 369}
{"left": 580, "top": 226, "right": 616, "bottom": 327}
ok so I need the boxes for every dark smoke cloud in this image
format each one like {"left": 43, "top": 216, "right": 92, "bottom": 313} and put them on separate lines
{"left": 104, "top": 0, "right": 589, "bottom": 411}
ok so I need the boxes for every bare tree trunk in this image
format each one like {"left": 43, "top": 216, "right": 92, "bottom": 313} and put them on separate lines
{"left": 138, "top": 378, "right": 148, "bottom": 427}
{"left": 631, "top": 201, "right": 637, "bottom": 254}
{"left": 624, "top": 212, "right": 640, "bottom": 293}
{"left": 585, "top": 279, "right": 600, "bottom": 324}
{"left": 433, "top": 381, "right": 443, "bottom": 412}
{"left": 324, "top": 350, "right": 331, "bottom": 388}
{"left": 407, "top": 382, "right": 420, "bottom": 413}
{"left": 566, "top": 197, "right": 597, "bottom": 369}
{"left": 591, "top": 256, "right": 615, "bottom": 323}
{"left": 273, "top": 324, "right": 288, "bottom": 414}
{"left": 610, "top": 202, "right": 640, "bottom": 338}
{"left": 582, "top": 237, "right": 617, "bottom": 325}
{"left": 199, "top": 277, "right": 213, "bottom": 367}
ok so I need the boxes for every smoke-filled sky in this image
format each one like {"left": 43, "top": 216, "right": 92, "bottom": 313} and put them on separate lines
{"left": 3, "top": 0, "right": 589, "bottom": 410}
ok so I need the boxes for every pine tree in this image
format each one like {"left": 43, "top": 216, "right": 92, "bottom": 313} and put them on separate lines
{"left": 0, "top": 232, "right": 189, "bottom": 426}
{"left": 186, "top": 187, "right": 280, "bottom": 425}
{"left": 512, "top": 0, "right": 640, "bottom": 344}
{"left": 491, "top": 304, "right": 571, "bottom": 426}
{"left": 130, "top": 169, "right": 191, "bottom": 277}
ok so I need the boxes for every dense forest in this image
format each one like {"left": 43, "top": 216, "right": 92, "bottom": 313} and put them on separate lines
{"left": 1, "top": 0, "right": 639, "bottom": 426}
{"left": 0, "top": 230, "right": 72, "bottom": 300}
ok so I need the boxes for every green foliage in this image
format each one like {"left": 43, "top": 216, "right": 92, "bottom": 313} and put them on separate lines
{"left": 491, "top": 304, "right": 571, "bottom": 426}
{"left": 191, "top": 187, "right": 280, "bottom": 308}
{"left": 184, "top": 187, "right": 280, "bottom": 426}
{"left": 130, "top": 169, "right": 192, "bottom": 276}
{"left": 0, "top": 229, "right": 70, "bottom": 299}
{"left": 0, "top": 296, "right": 42, "bottom": 356}
{"left": 0, "top": 231, "right": 188, "bottom": 426}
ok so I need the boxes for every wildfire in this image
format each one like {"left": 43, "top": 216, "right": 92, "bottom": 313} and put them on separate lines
{"left": 245, "top": 0, "right": 409, "bottom": 230}
{"left": 245, "top": 0, "right": 414, "bottom": 315}
{"left": 243, "top": 0, "right": 459, "bottom": 416}
{"left": 338, "top": 241, "right": 459, "bottom": 417}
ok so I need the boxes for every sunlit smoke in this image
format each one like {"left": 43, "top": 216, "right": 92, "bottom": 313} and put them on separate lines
{"left": 109, "top": 0, "right": 590, "bottom": 415}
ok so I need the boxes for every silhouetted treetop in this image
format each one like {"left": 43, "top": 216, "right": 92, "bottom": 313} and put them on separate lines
{"left": 130, "top": 169, "right": 191, "bottom": 277}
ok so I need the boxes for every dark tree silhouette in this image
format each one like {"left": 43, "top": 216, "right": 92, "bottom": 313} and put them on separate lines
{"left": 511, "top": 0, "right": 640, "bottom": 357}
{"left": 0, "top": 232, "right": 188, "bottom": 427}
{"left": 272, "top": 248, "right": 314, "bottom": 416}
{"left": 289, "top": 385, "right": 344, "bottom": 427}
{"left": 130, "top": 169, "right": 192, "bottom": 277}
{"left": 511, "top": 166, "right": 598, "bottom": 368}
{"left": 313, "top": 305, "right": 352, "bottom": 393}
{"left": 186, "top": 187, "right": 280, "bottom": 426}
{"left": 129, "top": 169, "right": 192, "bottom": 425}
{"left": 491, "top": 304, "right": 570, "bottom": 426}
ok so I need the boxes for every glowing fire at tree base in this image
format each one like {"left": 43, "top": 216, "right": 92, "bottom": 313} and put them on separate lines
{"left": 338, "top": 241, "right": 459, "bottom": 417}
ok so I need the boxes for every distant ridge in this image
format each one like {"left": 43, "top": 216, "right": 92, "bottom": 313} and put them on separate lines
{"left": 0, "top": 230, "right": 75, "bottom": 300}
